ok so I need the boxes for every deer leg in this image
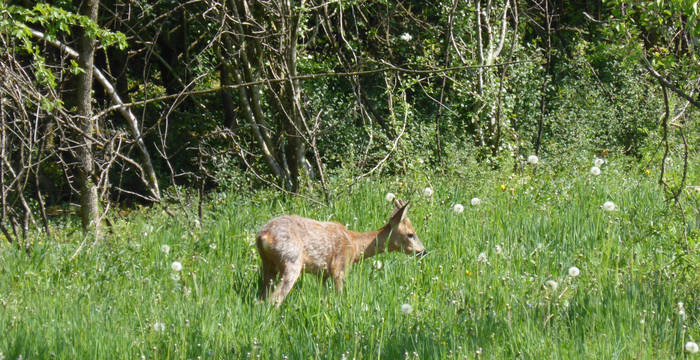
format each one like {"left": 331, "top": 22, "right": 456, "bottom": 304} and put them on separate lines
{"left": 330, "top": 258, "right": 347, "bottom": 293}
{"left": 269, "top": 261, "right": 302, "bottom": 307}
{"left": 259, "top": 259, "right": 278, "bottom": 300}
{"left": 332, "top": 271, "right": 345, "bottom": 293}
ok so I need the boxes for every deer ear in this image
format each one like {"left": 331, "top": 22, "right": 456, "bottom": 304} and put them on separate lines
{"left": 390, "top": 201, "right": 410, "bottom": 226}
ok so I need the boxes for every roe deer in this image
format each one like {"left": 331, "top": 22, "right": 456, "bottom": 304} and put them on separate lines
{"left": 255, "top": 199, "right": 425, "bottom": 306}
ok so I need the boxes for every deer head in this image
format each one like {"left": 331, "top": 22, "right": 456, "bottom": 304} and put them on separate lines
{"left": 387, "top": 199, "right": 426, "bottom": 256}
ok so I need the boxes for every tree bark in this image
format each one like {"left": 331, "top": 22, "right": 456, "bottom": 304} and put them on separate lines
{"left": 76, "top": 0, "right": 100, "bottom": 233}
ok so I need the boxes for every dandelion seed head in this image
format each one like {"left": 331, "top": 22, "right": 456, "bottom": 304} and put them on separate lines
{"left": 590, "top": 166, "right": 601, "bottom": 176}
{"left": 423, "top": 187, "right": 434, "bottom": 197}
{"left": 171, "top": 261, "right": 183, "bottom": 272}
{"left": 400, "top": 32, "right": 413, "bottom": 41}
{"left": 686, "top": 341, "right": 699, "bottom": 353}
{"left": 373, "top": 260, "right": 383, "bottom": 270}
{"left": 477, "top": 252, "right": 488, "bottom": 264}
{"left": 153, "top": 322, "right": 165, "bottom": 332}
{"left": 385, "top": 192, "right": 396, "bottom": 203}
{"left": 527, "top": 155, "right": 539, "bottom": 164}
{"left": 401, "top": 303, "right": 413, "bottom": 314}
{"left": 594, "top": 158, "right": 605, "bottom": 167}
{"left": 471, "top": 197, "right": 481, "bottom": 206}
{"left": 602, "top": 201, "right": 616, "bottom": 211}
{"left": 495, "top": 244, "right": 503, "bottom": 254}
{"left": 545, "top": 280, "right": 558, "bottom": 291}
{"left": 453, "top": 204, "right": 464, "bottom": 214}
{"left": 161, "top": 244, "right": 170, "bottom": 254}
{"left": 568, "top": 266, "right": 580, "bottom": 277}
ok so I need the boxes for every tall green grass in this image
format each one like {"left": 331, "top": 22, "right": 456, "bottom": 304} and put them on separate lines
{"left": 0, "top": 158, "right": 698, "bottom": 359}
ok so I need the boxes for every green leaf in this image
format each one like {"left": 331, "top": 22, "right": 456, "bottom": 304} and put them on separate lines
{"left": 70, "top": 60, "right": 85, "bottom": 75}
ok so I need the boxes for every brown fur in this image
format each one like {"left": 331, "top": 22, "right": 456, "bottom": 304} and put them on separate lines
{"left": 255, "top": 201, "right": 425, "bottom": 306}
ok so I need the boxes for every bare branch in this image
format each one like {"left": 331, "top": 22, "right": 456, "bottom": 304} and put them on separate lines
{"left": 27, "top": 26, "right": 162, "bottom": 201}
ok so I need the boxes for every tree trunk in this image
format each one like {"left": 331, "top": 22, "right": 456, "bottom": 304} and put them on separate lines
{"left": 218, "top": 49, "right": 237, "bottom": 129}
{"left": 76, "top": 0, "right": 100, "bottom": 233}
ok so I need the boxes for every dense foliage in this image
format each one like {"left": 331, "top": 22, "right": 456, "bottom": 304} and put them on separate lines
{"left": 1, "top": 1, "right": 696, "bottom": 212}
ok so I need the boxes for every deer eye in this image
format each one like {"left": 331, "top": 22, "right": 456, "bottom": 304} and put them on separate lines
{"left": 407, "top": 234, "right": 415, "bottom": 239}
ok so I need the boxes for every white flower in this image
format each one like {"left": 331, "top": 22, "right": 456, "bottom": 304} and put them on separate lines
{"left": 602, "top": 201, "right": 617, "bottom": 211}
{"left": 471, "top": 197, "right": 481, "bottom": 206}
{"left": 494, "top": 244, "right": 503, "bottom": 255}
{"left": 685, "top": 341, "right": 699, "bottom": 354}
{"left": 161, "top": 244, "right": 170, "bottom": 254}
{"left": 401, "top": 303, "right": 413, "bottom": 314}
{"left": 594, "top": 158, "right": 605, "bottom": 167}
{"left": 453, "top": 204, "right": 464, "bottom": 214}
{"left": 545, "top": 280, "right": 558, "bottom": 291}
{"left": 153, "top": 322, "right": 166, "bottom": 332}
{"left": 568, "top": 266, "right": 580, "bottom": 277}
{"left": 590, "top": 166, "right": 601, "bottom": 176}
{"left": 171, "top": 261, "right": 183, "bottom": 272}
{"left": 385, "top": 192, "right": 396, "bottom": 203}
{"left": 477, "top": 252, "right": 488, "bottom": 264}
{"left": 527, "top": 155, "right": 539, "bottom": 165}
{"left": 373, "top": 260, "right": 383, "bottom": 270}
{"left": 423, "top": 187, "right": 434, "bottom": 197}
{"left": 400, "top": 32, "right": 413, "bottom": 41}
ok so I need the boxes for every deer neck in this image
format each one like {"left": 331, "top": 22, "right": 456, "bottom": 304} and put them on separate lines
{"left": 350, "top": 225, "right": 392, "bottom": 262}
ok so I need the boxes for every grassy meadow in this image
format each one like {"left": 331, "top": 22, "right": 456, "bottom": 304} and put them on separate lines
{"left": 0, "top": 156, "right": 698, "bottom": 359}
